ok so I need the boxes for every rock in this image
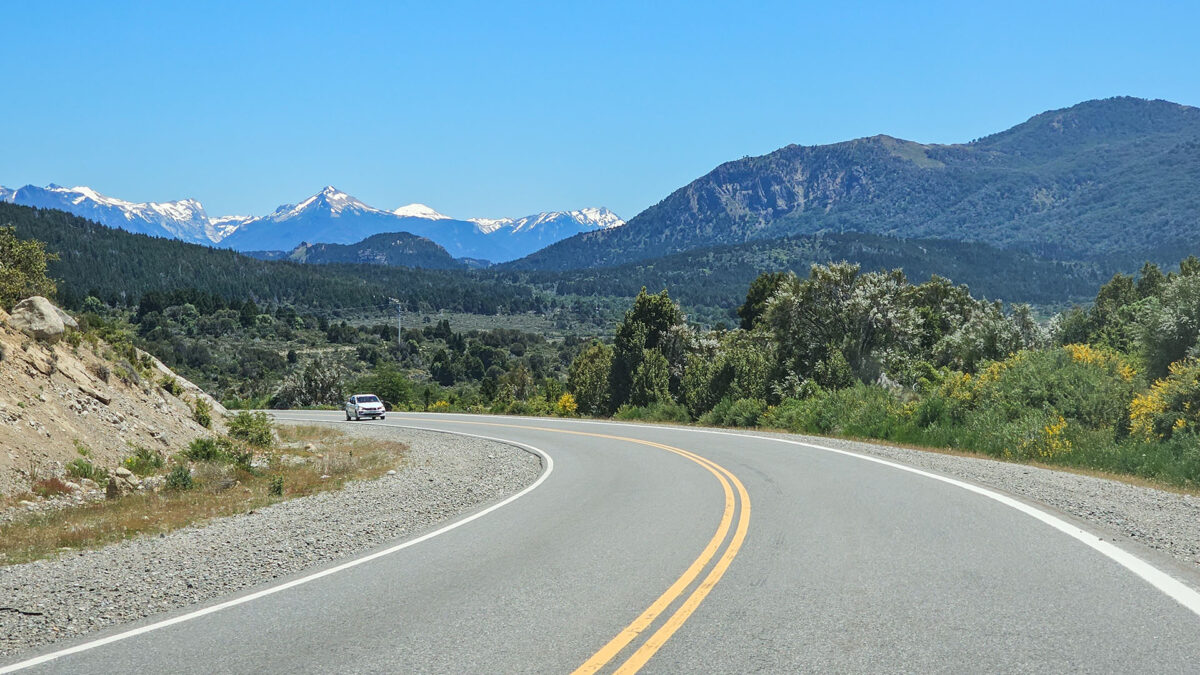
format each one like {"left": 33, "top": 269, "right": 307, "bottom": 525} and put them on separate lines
{"left": 62, "top": 481, "right": 82, "bottom": 493}
{"left": 9, "top": 296, "right": 66, "bottom": 343}
{"left": 79, "top": 478, "right": 99, "bottom": 490}
{"left": 386, "top": 470, "right": 397, "bottom": 476}
{"left": 52, "top": 306, "right": 78, "bottom": 329}
{"left": 114, "top": 467, "right": 134, "bottom": 479}
{"left": 80, "top": 387, "right": 111, "bottom": 405}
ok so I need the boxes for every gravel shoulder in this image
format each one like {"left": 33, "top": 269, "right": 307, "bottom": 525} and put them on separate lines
{"left": 0, "top": 423, "right": 542, "bottom": 659}
{"left": 738, "top": 427, "right": 1200, "bottom": 571}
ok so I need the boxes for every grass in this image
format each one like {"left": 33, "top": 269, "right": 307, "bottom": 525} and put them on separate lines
{"left": 0, "top": 425, "right": 407, "bottom": 566}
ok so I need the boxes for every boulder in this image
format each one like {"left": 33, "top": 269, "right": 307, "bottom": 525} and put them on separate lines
{"left": 9, "top": 296, "right": 66, "bottom": 343}
{"left": 53, "top": 306, "right": 78, "bottom": 329}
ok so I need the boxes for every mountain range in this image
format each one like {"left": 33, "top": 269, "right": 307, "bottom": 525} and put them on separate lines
{"left": 0, "top": 184, "right": 623, "bottom": 263}
{"left": 244, "top": 232, "right": 466, "bottom": 270}
{"left": 509, "top": 96, "right": 1200, "bottom": 270}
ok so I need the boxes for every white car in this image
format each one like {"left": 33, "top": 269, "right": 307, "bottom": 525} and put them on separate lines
{"left": 345, "top": 394, "right": 386, "bottom": 421}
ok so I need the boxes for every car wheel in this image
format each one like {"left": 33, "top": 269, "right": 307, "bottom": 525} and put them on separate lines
{"left": 345, "top": 410, "right": 351, "bottom": 421}
{"left": 380, "top": 415, "right": 386, "bottom": 420}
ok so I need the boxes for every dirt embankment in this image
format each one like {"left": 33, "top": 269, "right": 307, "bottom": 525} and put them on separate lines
{"left": 0, "top": 306, "right": 225, "bottom": 497}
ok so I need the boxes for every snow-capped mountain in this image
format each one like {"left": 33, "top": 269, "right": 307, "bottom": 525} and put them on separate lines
{"left": 392, "top": 203, "right": 450, "bottom": 220}
{"left": 470, "top": 207, "right": 623, "bottom": 234}
{"left": 1, "top": 183, "right": 624, "bottom": 263}
{"left": 208, "top": 214, "right": 254, "bottom": 240}
{"left": 0, "top": 184, "right": 219, "bottom": 243}
{"left": 220, "top": 187, "right": 623, "bottom": 261}
{"left": 466, "top": 208, "right": 625, "bottom": 259}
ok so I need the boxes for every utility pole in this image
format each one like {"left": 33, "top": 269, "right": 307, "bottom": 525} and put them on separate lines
{"left": 390, "top": 298, "right": 403, "bottom": 347}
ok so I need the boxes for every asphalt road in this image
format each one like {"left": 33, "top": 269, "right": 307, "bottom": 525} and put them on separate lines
{"left": 7, "top": 411, "right": 1200, "bottom": 673}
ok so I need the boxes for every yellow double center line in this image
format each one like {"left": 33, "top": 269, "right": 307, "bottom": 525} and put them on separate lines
{"left": 403, "top": 418, "right": 751, "bottom": 674}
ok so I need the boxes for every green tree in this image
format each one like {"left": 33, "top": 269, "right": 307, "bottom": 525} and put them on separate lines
{"left": 1136, "top": 262, "right": 1166, "bottom": 299}
{"left": 1138, "top": 273, "right": 1200, "bottom": 377}
{"left": 0, "top": 225, "right": 57, "bottom": 309}
{"left": 738, "top": 271, "right": 789, "bottom": 330}
{"left": 683, "top": 330, "right": 774, "bottom": 417}
{"left": 355, "top": 365, "right": 415, "bottom": 409}
{"left": 608, "top": 289, "right": 686, "bottom": 412}
{"left": 765, "top": 264, "right": 921, "bottom": 387}
{"left": 567, "top": 341, "right": 613, "bottom": 416}
{"left": 630, "top": 349, "right": 671, "bottom": 407}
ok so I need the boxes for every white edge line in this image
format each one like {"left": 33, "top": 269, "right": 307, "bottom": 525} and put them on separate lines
{"left": 0, "top": 421, "right": 554, "bottom": 674}
{"left": 414, "top": 412, "right": 1200, "bottom": 619}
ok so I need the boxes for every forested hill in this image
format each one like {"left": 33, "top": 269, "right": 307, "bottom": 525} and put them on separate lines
{"left": 245, "top": 232, "right": 466, "bottom": 269}
{"left": 1, "top": 203, "right": 542, "bottom": 314}
{"left": 509, "top": 97, "right": 1200, "bottom": 270}
{"left": 4, "top": 201, "right": 1121, "bottom": 325}
{"left": 522, "top": 233, "right": 1111, "bottom": 310}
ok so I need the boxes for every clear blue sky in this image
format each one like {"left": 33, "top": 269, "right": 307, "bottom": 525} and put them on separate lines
{"left": 1, "top": 1, "right": 1195, "bottom": 220}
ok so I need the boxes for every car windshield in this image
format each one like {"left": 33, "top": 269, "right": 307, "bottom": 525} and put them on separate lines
{"left": 356, "top": 395, "right": 380, "bottom": 403}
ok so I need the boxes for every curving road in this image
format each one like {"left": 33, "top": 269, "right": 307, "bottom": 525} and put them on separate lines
{"left": 6, "top": 411, "right": 1200, "bottom": 673}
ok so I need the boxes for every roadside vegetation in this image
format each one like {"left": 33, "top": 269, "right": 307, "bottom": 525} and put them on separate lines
{"left": 0, "top": 418, "right": 406, "bottom": 565}
{"left": 551, "top": 259, "right": 1200, "bottom": 490}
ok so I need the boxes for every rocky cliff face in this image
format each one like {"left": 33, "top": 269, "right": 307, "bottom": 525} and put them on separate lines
{"left": 0, "top": 303, "right": 225, "bottom": 497}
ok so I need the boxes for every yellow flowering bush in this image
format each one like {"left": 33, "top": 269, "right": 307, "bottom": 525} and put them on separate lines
{"left": 1064, "top": 343, "right": 1137, "bottom": 381}
{"left": 430, "top": 399, "right": 452, "bottom": 413}
{"left": 1015, "top": 415, "right": 1072, "bottom": 460}
{"left": 1129, "top": 358, "right": 1200, "bottom": 440}
{"left": 555, "top": 392, "right": 578, "bottom": 417}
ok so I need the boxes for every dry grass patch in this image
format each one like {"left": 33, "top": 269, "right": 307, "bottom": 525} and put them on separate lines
{"left": 277, "top": 424, "right": 341, "bottom": 445}
{"left": 0, "top": 426, "right": 406, "bottom": 566}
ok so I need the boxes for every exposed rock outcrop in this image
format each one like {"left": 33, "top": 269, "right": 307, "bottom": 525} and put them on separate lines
{"left": 8, "top": 297, "right": 66, "bottom": 343}
{"left": 0, "top": 305, "right": 226, "bottom": 497}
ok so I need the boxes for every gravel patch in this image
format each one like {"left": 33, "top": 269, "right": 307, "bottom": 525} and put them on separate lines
{"left": 738, "top": 428, "right": 1200, "bottom": 570}
{"left": 0, "top": 423, "right": 542, "bottom": 659}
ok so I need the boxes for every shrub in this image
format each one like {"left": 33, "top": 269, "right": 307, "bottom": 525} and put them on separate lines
{"left": 114, "top": 360, "right": 141, "bottom": 386}
{"left": 228, "top": 411, "right": 273, "bottom": 448}
{"left": 613, "top": 401, "right": 690, "bottom": 423}
{"left": 88, "top": 361, "right": 110, "bottom": 383}
{"left": 1130, "top": 358, "right": 1200, "bottom": 440}
{"left": 430, "top": 400, "right": 452, "bottom": 413}
{"left": 160, "top": 376, "right": 184, "bottom": 396}
{"left": 66, "top": 457, "right": 107, "bottom": 483}
{"left": 165, "top": 464, "right": 194, "bottom": 491}
{"left": 914, "top": 348, "right": 1139, "bottom": 438}
{"left": 193, "top": 398, "right": 212, "bottom": 428}
{"left": 555, "top": 392, "right": 578, "bottom": 417}
{"left": 123, "top": 446, "right": 165, "bottom": 476}
{"left": 757, "top": 386, "right": 905, "bottom": 439}
{"left": 218, "top": 437, "right": 253, "bottom": 469}
{"left": 760, "top": 396, "right": 829, "bottom": 432}
{"left": 700, "top": 397, "right": 768, "bottom": 427}
{"left": 184, "top": 437, "right": 222, "bottom": 462}
{"left": 183, "top": 437, "right": 251, "bottom": 467}
{"left": 269, "top": 475, "right": 284, "bottom": 497}
{"left": 0, "top": 224, "right": 58, "bottom": 309}
{"left": 32, "top": 477, "right": 73, "bottom": 498}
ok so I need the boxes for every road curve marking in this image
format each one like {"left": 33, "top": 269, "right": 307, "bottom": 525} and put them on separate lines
{"left": 391, "top": 417, "right": 752, "bottom": 675}
{"left": 612, "top": 441, "right": 751, "bottom": 674}
{"left": 0, "top": 422, "right": 554, "bottom": 675}
{"left": 475, "top": 413, "right": 1200, "bottom": 620}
